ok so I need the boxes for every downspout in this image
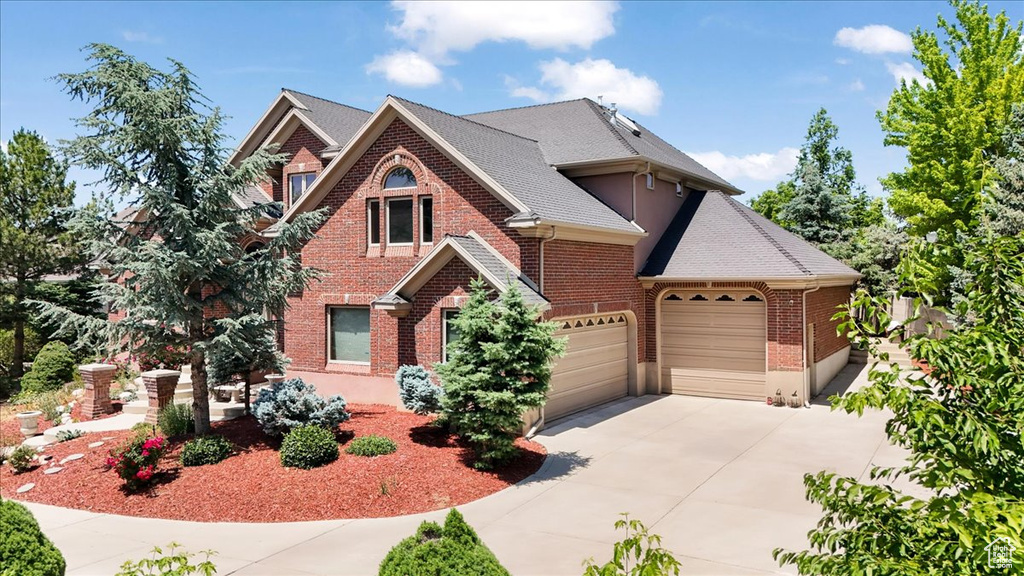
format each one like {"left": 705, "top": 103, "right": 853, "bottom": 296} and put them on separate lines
{"left": 801, "top": 281, "right": 821, "bottom": 408}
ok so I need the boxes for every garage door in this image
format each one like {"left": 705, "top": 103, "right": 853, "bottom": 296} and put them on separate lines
{"left": 547, "top": 313, "right": 630, "bottom": 420}
{"left": 661, "top": 290, "right": 766, "bottom": 400}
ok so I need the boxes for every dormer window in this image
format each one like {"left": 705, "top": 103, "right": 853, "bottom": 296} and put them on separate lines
{"left": 289, "top": 172, "right": 316, "bottom": 204}
{"left": 384, "top": 166, "right": 417, "bottom": 189}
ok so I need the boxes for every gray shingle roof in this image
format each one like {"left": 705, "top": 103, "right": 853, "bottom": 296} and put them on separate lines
{"left": 465, "top": 100, "right": 739, "bottom": 193}
{"left": 392, "top": 97, "right": 639, "bottom": 234}
{"left": 641, "top": 191, "right": 860, "bottom": 280}
{"left": 283, "top": 89, "right": 372, "bottom": 150}
{"left": 447, "top": 235, "right": 547, "bottom": 307}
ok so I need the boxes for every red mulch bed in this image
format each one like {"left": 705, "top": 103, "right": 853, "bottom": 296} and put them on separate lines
{"left": 0, "top": 405, "right": 546, "bottom": 522}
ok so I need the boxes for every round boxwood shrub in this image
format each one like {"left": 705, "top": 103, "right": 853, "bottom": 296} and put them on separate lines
{"left": 180, "top": 435, "right": 233, "bottom": 467}
{"left": 345, "top": 435, "right": 398, "bottom": 457}
{"left": 19, "top": 341, "right": 76, "bottom": 395}
{"left": 280, "top": 425, "right": 338, "bottom": 469}
{"left": 379, "top": 509, "right": 509, "bottom": 576}
{"left": 0, "top": 499, "right": 67, "bottom": 576}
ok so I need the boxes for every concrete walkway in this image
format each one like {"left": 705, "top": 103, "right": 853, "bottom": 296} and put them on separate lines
{"left": 23, "top": 364, "right": 900, "bottom": 576}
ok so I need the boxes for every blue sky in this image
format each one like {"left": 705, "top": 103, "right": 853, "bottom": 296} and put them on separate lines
{"left": 1, "top": 1, "right": 1021, "bottom": 206}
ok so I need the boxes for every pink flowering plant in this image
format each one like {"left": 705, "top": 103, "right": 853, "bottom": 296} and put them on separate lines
{"left": 107, "top": 434, "right": 166, "bottom": 490}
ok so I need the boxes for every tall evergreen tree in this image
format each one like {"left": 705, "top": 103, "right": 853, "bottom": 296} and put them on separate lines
{"left": 36, "top": 44, "right": 325, "bottom": 434}
{"left": 0, "top": 129, "right": 79, "bottom": 378}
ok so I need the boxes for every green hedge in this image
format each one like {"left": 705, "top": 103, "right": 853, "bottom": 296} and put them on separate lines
{"left": 379, "top": 509, "right": 509, "bottom": 576}
{"left": 0, "top": 499, "right": 66, "bottom": 576}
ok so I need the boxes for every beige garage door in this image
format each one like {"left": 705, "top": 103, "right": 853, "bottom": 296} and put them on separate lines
{"left": 547, "top": 313, "right": 630, "bottom": 420}
{"left": 661, "top": 290, "right": 766, "bottom": 400}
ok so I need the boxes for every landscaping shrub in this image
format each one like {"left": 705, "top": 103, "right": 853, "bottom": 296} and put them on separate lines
{"left": 157, "top": 403, "right": 195, "bottom": 437}
{"left": 436, "top": 280, "right": 566, "bottom": 469}
{"left": 6, "top": 445, "right": 36, "bottom": 473}
{"left": 583, "top": 514, "right": 681, "bottom": 575}
{"left": 115, "top": 542, "right": 215, "bottom": 576}
{"left": 0, "top": 499, "right": 67, "bottom": 576}
{"left": 180, "top": 435, "right": 233, "bottom": 467}
{"left": 379, "top": 508, "right": 509, "bottom": 576}
{"left": 345, "top": 435, "right": 398, "bottom": 457}
{"left": 396, "top": 365, "right": 443, "bottom": 415}
{"left": 253, "top": 378, "right": 349, "bottom": 437}
{"left": 55, "top": 429, "right": 85, "bottom": 443}
{"left": 107, "top": 434, "right": 166, "bottom": 491}
{"left": 280, "top": 425, "right": 338, "bottom": 469}
{"left": 19, "top": 341, "right": 76, "bottom": 395}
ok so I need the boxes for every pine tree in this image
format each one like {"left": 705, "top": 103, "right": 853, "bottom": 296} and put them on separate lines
{"left": 0, "top": 129, "right": 79, "bottom": 378}
{"left": 435, "top": 278, "right": 566, "bottom": 469}
{"left": 35, "top": 44, "right": 325, "bottom": 434}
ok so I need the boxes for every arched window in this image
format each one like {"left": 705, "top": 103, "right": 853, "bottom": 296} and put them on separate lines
{"left": 383, "top": 166, "right": 417, "bottom": 189}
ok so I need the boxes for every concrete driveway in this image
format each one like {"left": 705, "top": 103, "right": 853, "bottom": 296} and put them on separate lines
{"left": 24, "top": 364, "right": 899, "bottom": 575}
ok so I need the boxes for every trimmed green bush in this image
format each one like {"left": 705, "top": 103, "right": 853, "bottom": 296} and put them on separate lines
{"left": 6, "top": 445, "right": 36, "bottom": 473}
{"left": 345, "top": 435, "right": 398, "bottom": 457}
{"left": 20, "top": 342, "right": 76, "bottom": 395}
{"left": 180, "top": 435, "right": 233, "bottom": 467}
{"left": 0, "top": 499, "right": 67, "bottom": 576}
{"left": 280, "top": 425, "right": 338, "bottom": 469}
{"left": 379, "top": 509, "right": 509, "bottom": 576}
{"left": 157, "top": 403, "right": 195, "bottom": 437}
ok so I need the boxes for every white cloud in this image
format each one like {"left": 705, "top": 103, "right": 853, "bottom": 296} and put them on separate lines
{"left": 366, "top": 51, "right": 443, "bottom": 87}
{"left": 886, "top": 61, "right": 928, "bottom": 85}
{"left": 848, "top": 79, "right": 866, "bottom": 92}
{"left": 122, "top": 30, "right": 163, "bottom": 44}
{"left": 685, "top": 147, "right": 799, "bottom": 182}
{"left": 511, "top": 58, "right": 663, "bottom": 115}
{"left": 834, "top": 25, "right": 912, "bottom": 54}
{"left": 388, "top": 1, "right": 618, "bottom": 59}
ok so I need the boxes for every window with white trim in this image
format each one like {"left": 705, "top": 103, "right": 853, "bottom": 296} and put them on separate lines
{"left": 420, "top": 196, "right": 433, "bottom": 244}
{"left": 289, "top": 172, "right": 316, "bottom": 204}
{"left": 387, "top": 198, "right": 414, "bottom": 245}
{"left": 368, "top": 199, "right": 381, "bottom": 246}
{"left": 328, "top": 307, "right": 370, "bottom": 364}
{"left": 442, "top": 309, "right": 460, "bottom": 363}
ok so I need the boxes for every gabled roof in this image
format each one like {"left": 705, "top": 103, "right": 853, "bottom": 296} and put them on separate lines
{"left": 640, "top": 191, "right": 860, "bottom": 282}
{"left": 373, "top": 232, "right": 547, "bottom": 313}
{"left": 277, "top": 96, "right": 643, "bottom": 239}
{"left": 465, "top": 99, "right": 740, "bottom": 194}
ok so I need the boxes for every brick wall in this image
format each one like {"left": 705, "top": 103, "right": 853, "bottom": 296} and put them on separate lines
{"left": 807, "top": 285, "right": 852, "bottom": 362}
{"left": 644, "top": 282, "right": 805, "bottom": 371}
{"left": 283, "top": 118, "right": 539, "bottom": 376}
{"left": 543, "top": 240, "right": 645, "bottom": 360}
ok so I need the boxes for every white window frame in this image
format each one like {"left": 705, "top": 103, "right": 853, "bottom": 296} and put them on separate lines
{"left": 386, "top": 197, "right": 415, "bottom": 246}
{"left": 367, "top": 199, "right": 381, "bottom": 246}
{"left": 419, "top": 196, "right": 433, "bottom": 244}
{"left": 289, "top": 172, "right": 316, "bottom": 204}
{"left": 327, "top": 306, "right": 371, "bottom": 365}
{"left": 441, "top": 309, "right": 459, "bottom": 363}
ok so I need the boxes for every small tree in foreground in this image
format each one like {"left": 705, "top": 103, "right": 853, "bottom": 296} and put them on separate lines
{"left": 35, "top": 44, "right": 326, "bottom": 435}
{"left": 773, "top": 232, "right": 1024, "bottom": 575}
{"left": 435, "top": 278, "right": 566, "bottom": 469}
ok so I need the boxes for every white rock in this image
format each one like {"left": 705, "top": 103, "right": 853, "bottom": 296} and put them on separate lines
{"left": 88, "top": 441, "right": 105, "bottom": 449}
{"left": 59, "top": 453, "right": 84, "bottom": 464}
{"left": 43, "top": 467, "right": 63, "bottom": 475}
{"left": 16, "top": 483, "right": 35, "bottom": 493}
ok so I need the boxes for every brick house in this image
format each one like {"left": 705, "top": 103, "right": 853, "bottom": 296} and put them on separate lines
{"left": 228, "top": 89, "right": 859, "bottom": 423}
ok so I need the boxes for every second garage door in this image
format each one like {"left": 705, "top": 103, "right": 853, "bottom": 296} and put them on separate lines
{"left": 660, "top": 290, "right": 766, "bottom": 400}
{"left": 546, "top": 313, "right": 630, "bottom": 420}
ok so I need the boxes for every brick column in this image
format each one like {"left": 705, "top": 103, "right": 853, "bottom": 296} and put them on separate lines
{"left": 80, "top": 363, "right": 117, "bottom": 420}
{"left": 141, "top": 369, "right": 181, "bottom": 425}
